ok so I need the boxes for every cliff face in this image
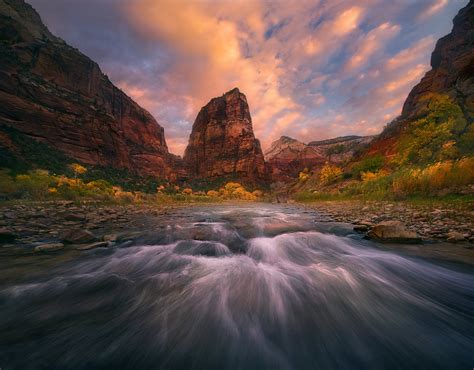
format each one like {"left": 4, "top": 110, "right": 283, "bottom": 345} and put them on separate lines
{"left": 402, "top": 1, "right": 474, "bottom": 120}
{"left": 0, "top": 0, "right": 180, "bottom": 178}
{"left": 367, "top": 0, "right": 474, "bottom": 156}
{"left": 183, "top": 88, "right": 267, "bottom": 183}
{"left": 266, "top": 135, "right": 374, "bottom": 181}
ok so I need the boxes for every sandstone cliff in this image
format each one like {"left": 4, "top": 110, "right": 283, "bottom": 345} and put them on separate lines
{"left": 183, "top": 88, "right": 267, "bottom": 184}
{"left": 0, "top": 0, "right": 180, "bottom": 178}
{"left": 367, "top": 0, "right": 473, "bottom": 156}
{"left": 266, "top": 135, "right": 374, "bottom": 181}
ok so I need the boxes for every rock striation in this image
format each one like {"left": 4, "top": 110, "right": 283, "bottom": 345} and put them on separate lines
{"left": 266, "top": 135, "right": 374, "bottom": 181}
{"left": 367, "top": 1, "right": 474, "bottom": 156}
{"left": 183, "top": 88, "right": 267, "bottom": 183}
{"left": 0, "top": 0, "right": 180, "bottom": 178}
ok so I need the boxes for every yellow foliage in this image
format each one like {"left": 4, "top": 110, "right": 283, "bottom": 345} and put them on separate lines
{"left": 319, "top": 163, "right": 343, "bottom": 184}
{"left": 361, "top": 170, "right": 389, "bottom": 183}
{"left": 299, "top": 172, "right": 310, "bottom": 182}
{"left": 182, "top": 188, "right": 193, "bottom": 195}
{"left": 69, "top": 163, "right": 87, "bottom": 178}
{"left": 207, "top": 190, "right": 220, "bottom": 197}
{"left": 392, "top": 157, "right": 474, "bottom": 195}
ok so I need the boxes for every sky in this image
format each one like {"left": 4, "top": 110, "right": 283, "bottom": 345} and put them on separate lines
{"left": 28, "top": 0, "right": 468, "bottom": 156}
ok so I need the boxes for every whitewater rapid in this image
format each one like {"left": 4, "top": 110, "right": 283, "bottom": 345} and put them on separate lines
{"left": 0, "top": 205, "right": 473, "bottom": 369}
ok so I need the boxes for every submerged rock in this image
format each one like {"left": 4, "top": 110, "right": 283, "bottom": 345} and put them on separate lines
{"left": 76, "top": 241, "right": 110, "bottom": 250}
{"left": 34, "top": 243, "right": 65, "bottom": 252}
{"left": 367, "top": 221, "right": 421, "bottom": 244}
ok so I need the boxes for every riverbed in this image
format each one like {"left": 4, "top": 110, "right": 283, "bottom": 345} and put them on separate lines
{"left": 1, "top": 204, "right": 473, "bottom": 369}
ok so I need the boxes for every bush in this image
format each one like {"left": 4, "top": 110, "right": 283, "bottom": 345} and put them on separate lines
{"left": 319, "top": 164, "right": 343, "bottom": 184}
{"left": 394, "top": 94, "right": 470, "bottom": 165}
{"left": 392, "top": 157, "right": 474, "bottom": 196}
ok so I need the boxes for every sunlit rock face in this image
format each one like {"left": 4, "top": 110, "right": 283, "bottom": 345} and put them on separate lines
{"left": 0, "top": 0, "right": 180, "bottom": 178}
{"left": 183, "top": 88, "right": 268, "bottom": 184}
{"left": 402, "top": 1, "right": 474, "bottom": 120}
{"left": 367, "top": 1, "right": 474, "bottom": 156}
{"left": 265, "top": 135, "right": 374, "bottom": 181}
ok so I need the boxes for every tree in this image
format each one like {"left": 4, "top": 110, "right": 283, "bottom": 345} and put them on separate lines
{"left": 69, "top": 163, "right": 87, "bottom": 179}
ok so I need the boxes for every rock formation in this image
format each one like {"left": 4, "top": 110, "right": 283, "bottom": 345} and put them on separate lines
{"left": 0, "top": 0, "right": 181, "bottom": 178}
{"left": 366, "top": 0, "right": 473, "bottom": 156}
{"left": 183, "top": 88, "right": 267, "bottom": 183}
{"left": 266, "top": 135, "right": 374, "bottom": 181}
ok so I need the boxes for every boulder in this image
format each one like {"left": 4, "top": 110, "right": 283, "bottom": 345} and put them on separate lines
{"left": 367, "top": 221, "right": 421, "bottom": 243}
{"left": 60, "top": 229, "right": 97, "bottom": 244}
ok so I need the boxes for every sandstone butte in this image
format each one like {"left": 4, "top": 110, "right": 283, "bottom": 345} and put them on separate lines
{"left": 183, "top": 88, "right": 268, "bottom": 184}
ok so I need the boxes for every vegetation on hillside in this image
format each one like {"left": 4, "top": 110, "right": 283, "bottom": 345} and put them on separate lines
{"left": 0, "top": 166, "right": 265, "bottom": 204}
{"left": 293, "top": 94, "right": 474, "bottom": 201}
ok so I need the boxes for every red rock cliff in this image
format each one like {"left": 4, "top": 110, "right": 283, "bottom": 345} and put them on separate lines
{"left": 366, "top": 1, "right": 474, "bottom": 156}
{"left": 0, "top": 0, "right": 180, "bottom": 177}
{"left": 183, "top": 88, "right": 267, "bottom": 183}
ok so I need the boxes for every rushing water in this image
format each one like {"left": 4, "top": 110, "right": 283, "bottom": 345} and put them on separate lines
{"left": 0, "top": 204, "right": 473, "bottom": 370}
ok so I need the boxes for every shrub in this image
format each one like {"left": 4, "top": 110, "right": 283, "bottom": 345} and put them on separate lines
{"left": 361, "top": 169, "right": 390, "bottom": 183}
{"left": 182, "top": 188, "right": 193, "bottom": 195}
{"left": 394, "top": 94, "right": 469, "bottom": 165}
{"left": 207, "top": 190, "right": 220, "bottom": 197}
{"left": 69, "top": 163, "right": 87, "bottom": 179}
{"left": 319, "top": 164, "right": 343, "bottom": 184}
{"left": 392, "top": 157, "right": 474, "bottom": 196}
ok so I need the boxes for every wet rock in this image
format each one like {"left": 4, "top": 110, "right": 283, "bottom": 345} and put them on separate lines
{"left": 0, "top": 228, "right": 17, "bottom": 243}
{"left": 76, "top": 241, "right": 110, "bottom": 250}
{"left": 60, "top": 229, "right": 97, "bottom": 244}
{"left": 34, "top": 243, "right": 65, "bottom": 252}
{"left": 353, "top": 224, "right": 369, "bottom": 233}
{"left": 103, "top": 234, "right": 118, "bottom": 242}
{"left": 367, "top": 221, "right": 421, "bottom": 244}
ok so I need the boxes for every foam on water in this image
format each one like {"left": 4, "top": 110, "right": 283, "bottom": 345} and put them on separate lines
{"left": 0, "top": 204, "right": 473, "bottom": 369}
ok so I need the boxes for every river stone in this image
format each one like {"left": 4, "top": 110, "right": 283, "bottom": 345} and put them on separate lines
{"left": 76, "top": 241, "right": 110, "bottom": 250}
{"left": 353, "top": 224, "right": 369, "bottom": 233}
{"left": 367, "top": 221, "right": 421, "bottom": 243}
{"left": 60, "top": 229, "right": 97, "bottom": 244}
{"left": 0, "top": 228, "right": 17, "bottom": 243}
{"left": 34, "top": 243, "right": 65, "bottom": 252}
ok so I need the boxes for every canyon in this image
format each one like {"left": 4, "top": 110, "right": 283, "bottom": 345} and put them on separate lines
{"left": 0, "top": 0, "right": 473, "bottom": 186}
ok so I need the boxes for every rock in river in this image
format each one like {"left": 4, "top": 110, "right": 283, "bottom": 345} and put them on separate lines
{"left": 34, "top": 243, "right": 65, "bottom": 252}
{"left": 367, "top": 221, "right": 421, "bottom": 244}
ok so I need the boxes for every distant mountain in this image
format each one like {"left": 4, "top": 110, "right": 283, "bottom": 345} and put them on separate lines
{"left": 0, "top": 0, "right": 181, "bottom": 178}
{"left": 183, "top": 88, "right": 268, "bottom": 184}
{"left": 366, "top": 0, "right": 473, "bottom": 159}
{"left": 265, "top": 135, "right": 374, "bottom": 181}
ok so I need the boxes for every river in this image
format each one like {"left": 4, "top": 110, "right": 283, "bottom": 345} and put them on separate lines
{"left": 1, "top": 204, "right": 473, "bottom": 369}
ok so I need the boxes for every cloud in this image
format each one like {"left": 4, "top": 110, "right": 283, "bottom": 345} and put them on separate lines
{"left": 27, "top": 0, "right": 466, "bottom": 155}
